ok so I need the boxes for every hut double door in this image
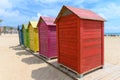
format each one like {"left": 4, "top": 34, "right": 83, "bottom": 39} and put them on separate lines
{"left": 39, "top": 25, "right": 48, "bottom": 56}
{"left": 29, "top": 27, "right": 34, "bottom": 51}
{"left": 26, "top": 30, "right": 30, "bottom": 47}
{"left": 48, "top": 26, "right": 57, "bottom": 57}
{"left": 18, "top": 31, "right": 22, "bottom": 44}
{"left": 34, "top": 29, "right": 39, "bottom": 51}
{"left": 21, "top": 31, "right": 24, "bottom": 45}
{"left": 23, "top": 29, "right": 27, "bottom": 46}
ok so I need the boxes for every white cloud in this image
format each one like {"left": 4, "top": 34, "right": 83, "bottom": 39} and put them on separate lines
{"left": 35, "top": 0, "right": 99, "bottom": 4}
{"left": 86, "top": 0, "right": 99, "bottom": 3}
{"left": 0, "top": 9, "right": 19, "bottom": 17}
{"left": 35, "top": 0, "right": 72, "bottom": 3}
{"left": 0, "top": 0, "right": 41, "bottom": 26}
{"left": 0, "top": 0, "right": 12, "bottom": 9}
{"left": 0, "top": 9, "right": 29, "bottom": 26}
{"left": 0, "top": 8, "right": 43, "bottom": 26}
{"left": 93, "top": 3, "right": 120, "bottom": 19}
{"left": 40, "top": 8, "right": 59, "bottom": 17}
{"left": 31, "top": 13, "right": 42, "bottom": 21}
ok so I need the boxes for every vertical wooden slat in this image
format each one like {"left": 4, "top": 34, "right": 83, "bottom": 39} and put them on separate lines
{"left": 80, "top": 19, "right": 84, "bottom": 73}
{"left": 101, "top": 22, "right": 104, "bottom": 65}
{"left": 57, "top": 22, "right": 60, "bottom": 63}
{"left": 77, "top": 18, "right": 81, "bottom": 73}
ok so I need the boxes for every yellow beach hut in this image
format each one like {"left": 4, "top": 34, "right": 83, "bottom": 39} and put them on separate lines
{"left": 28, "top": 21, "right": 39, "bottom": 52}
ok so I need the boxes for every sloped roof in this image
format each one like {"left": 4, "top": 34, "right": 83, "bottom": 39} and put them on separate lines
{"left": 18, "top": 25, "right": 22, "bottom": 30}
{"left": 29, "top": 21, "right": 38, "bottom": 28}
{"left": 40, "top": 16, "right": 55, "bottom": 26}
{"left": 55, "top": 5, "right": 105, "bottom": 23}
{"left": 22, "top": 24, "right": 28, "bottom": 29}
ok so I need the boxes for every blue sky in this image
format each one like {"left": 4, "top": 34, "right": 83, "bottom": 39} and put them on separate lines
{"left": 0, "top": 0, "right": 120, "bottom": 33}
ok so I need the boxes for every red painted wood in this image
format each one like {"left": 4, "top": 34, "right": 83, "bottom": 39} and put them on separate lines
{"left": 101, "top": 22, "right": 104, "bottom": 65}
{"left": 81, "top": 19, "right": 103, "bottom": 73}
{"left": 79, "top": 19, "right": 84, "bottom": 73}
{"left": 56, "top": 13, "right": 104, "bottom": 74}
{"left": 56, "top": 23, "right": 60, "bottom": 63}
{"left": 57, "top": 14, "right": 79, "bottom": 72}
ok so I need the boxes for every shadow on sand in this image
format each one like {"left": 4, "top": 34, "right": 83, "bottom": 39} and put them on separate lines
{"left": 9, "top": 45, "right": 73, "bottom": 80}
{"left": 31, "top": 66, "right": 70, "bottom": 80}
{"left": 16, "top": 51, "right": 32, "bottom": 56}
{"left": 9, "top": 45, "right": 25, "bottom": 50}
{"left": 21, "top": 56, "right": 44, "bottom": 65}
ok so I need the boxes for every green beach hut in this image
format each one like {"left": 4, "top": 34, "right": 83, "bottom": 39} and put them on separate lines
{"left": 22, "top": 24, "right": 30, "bottom": 48}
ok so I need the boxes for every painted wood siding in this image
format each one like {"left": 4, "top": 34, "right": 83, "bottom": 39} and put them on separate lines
{"left": 48, "top": 26, "right": 57, "bottom": 57}
{"left": 34, "top": 28, "right": 39, "bottom": 52}
{"left": 26, "top": 29, "right": 30, "bottom": 48}
{"left": 81, "top": 20, "right": 103, "bottom": 73}
{"left": 21, "top": 30, "right": 24, "bottom": 45}
{"left": 23, "top": 28, "right": 29, "bottom": 48}
{"left": 18, "top": 30, "right": 22, "bottom": 45}
{"left": 39, "top": 21, "right": 49, "bottom": 57}
{"left": 29, "top": 24, "right": 39, "bottom": 52}
{"left": 57, "top": 14, "right": 79, "bottom": 71}
{"left": 23, "top": 27, "right": 27, "bottom": 47}
{"left": 56, "top": 14, "right": 104, "bottom": 74}
{"left": 39, "top": 19, "right": 57, "bottom": 58}
{"left": 29, "top": 25, "right": 35, "bottom": 51}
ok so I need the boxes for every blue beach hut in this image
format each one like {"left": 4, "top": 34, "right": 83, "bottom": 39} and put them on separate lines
{"left": 18, "top": 25, "right": 24, "bottom": 45}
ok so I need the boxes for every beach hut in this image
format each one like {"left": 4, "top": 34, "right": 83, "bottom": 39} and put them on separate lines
{"left": 18, "top": 25, "right": 24, "bottom": 45}
{"left": 54, "top": 5, "right": 105, "bottom": 77}
{"left": 17, "top": 25, "right": 21, "bottom": 45}
{"left": 22, "top": 24, "right": 29, "bottom": 48}
{"left": 37, "top": 16, "right": 57, "bottom": 59}
{"left": 28, "top": 21, "right": 39, "bottom": 52}
{"left": 0, "top": 27, "right": 1, "bottom": 35}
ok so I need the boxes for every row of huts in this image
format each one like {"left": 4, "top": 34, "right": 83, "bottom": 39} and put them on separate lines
{"left": 18, "top": 5, "right": 105, "bottom": 77}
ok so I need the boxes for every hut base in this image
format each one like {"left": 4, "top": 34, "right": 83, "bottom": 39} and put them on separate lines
{"left": 59, "top": 63, "right": 103, "bottom": 78}
{"left": 39, "top": 53, "right": 57, "bottom": 60}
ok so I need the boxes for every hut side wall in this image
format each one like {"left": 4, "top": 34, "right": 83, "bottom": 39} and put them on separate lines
{"left": 80, "top": 19, "right": 103, "bottom": 73}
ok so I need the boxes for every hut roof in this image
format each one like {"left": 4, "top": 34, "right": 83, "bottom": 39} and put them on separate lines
{"left": 39, "top": 16, "right": 55, "bottom": 26}
{"left": 22, "top": 24, "right": 28, "bottom": 29}
{"left": 55, "top": 5, "right": 105, "bottom": 23}
{"left": 18, "top": 25, "right": 22, "bottom": 30}
{"left": 29, "top": 21, "right": 38, "bottom": 28}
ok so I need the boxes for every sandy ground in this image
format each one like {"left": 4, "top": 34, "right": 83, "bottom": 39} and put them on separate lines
{"left": 0, "top": 34, "right": 120, "bottom": 80}
{"left": 0, "top": 34, "right": 72, "bottom": 80}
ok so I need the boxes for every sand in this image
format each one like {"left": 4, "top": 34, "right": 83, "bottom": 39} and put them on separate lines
{"left": 0, "top": 34, "right": 120, "bottom": 80}
{"left": 0, "top": 34, "right": 72, "bottom": 80}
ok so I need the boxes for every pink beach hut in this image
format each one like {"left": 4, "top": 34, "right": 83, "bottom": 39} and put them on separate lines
{"left": 37, "top": 16, "right": 57, "bottom": 59}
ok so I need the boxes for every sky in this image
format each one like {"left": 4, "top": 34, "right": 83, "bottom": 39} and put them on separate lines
{"left": 0, "top": 0, "right": 120, "bottom": 33}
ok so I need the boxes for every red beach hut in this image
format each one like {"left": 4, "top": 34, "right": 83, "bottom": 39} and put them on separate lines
{"left": 37, "top": 16, "right": 57, "bottom": 59}
{"left": 54, "top": 5, "right": 105, "bottom": 76}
